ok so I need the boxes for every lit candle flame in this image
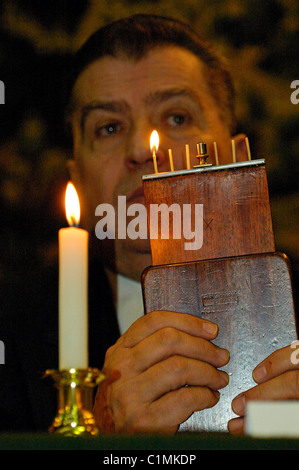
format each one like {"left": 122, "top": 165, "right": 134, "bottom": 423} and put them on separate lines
{"left": 150, "top": 130, "right": 159, "bottom": 174}
{"left": 150, "top": 130, "right": 159, "bottom": 154}
{"left": 65, "top": 182, "right": 80, "bottom": 227}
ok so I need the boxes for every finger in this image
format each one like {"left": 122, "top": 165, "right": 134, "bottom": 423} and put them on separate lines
{"left": 136, "top": 355, "right": 229, "bottom": 404}
{"left": 227, "top": 417, "right": 244, "bottom": 435}
{"left": 232, "top": 371, "right": 299, "bottom": 417}
{"left": 129, "top": 327, "right": 229, "bottom": 372}
{"left": 120, "top": 310, "right": 219, "bottom": 347}
{"left": 142, "top": 386, "right": 221, "bottom": 433}
{"left": 99, "top": 356, "right": 228, "bottom": 433}
{"left": 253, "top": 343, "right": 299, "bottom": 384}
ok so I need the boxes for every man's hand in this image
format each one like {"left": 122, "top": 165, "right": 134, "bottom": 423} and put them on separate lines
{"left": 93, "top": 310, "right": 229, "bottom": 433}
{"left": 228, "top": 342, "right": 299, "bottom": 435}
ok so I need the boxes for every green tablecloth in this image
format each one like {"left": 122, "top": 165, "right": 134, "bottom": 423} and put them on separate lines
{"left": 0, "top": 432, "right": 298, "bottom": 450}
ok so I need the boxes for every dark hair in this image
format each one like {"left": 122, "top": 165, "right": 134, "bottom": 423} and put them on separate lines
{"left": 66, "top": 14, "right": 236, "bottom": 133}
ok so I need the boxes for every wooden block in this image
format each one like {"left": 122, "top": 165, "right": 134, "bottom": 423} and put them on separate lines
{"left": 142, "top": 252, "right": 298, "bottom": 432}
{"left": 142, "top": 160, "right": 275, "bottom": 265}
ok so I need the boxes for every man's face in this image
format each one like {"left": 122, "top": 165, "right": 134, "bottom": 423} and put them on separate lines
{"left": 69, "top": 46, "right": 242, "bottom": 279}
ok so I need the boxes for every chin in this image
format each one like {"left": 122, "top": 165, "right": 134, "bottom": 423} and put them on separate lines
{"left": 114, "top": 238, "right": 152, "bottom": 281}
{"left": 126, "top": 237, "right": 152, "bottom": 254}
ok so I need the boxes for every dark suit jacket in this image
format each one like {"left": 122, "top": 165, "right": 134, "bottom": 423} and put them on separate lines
{"left": 0, "top": 262, "right": 120, "bottom": 432}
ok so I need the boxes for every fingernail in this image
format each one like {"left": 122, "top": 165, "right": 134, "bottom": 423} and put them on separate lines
{"left": 253, "top": 364, "right": 267, "bottom": 382}
{"left": 232, "top": 393, "right": 245, "bottom": 415}
{"left": 203, "top": 322, "right": 218, "bottom": 336}
{"left": 217, "top": 348, "right": 230, "bottom": 363}
{"left": 219, "top": 370, "right": 229, "bottom": 387}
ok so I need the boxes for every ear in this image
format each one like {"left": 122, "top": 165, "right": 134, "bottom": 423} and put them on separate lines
{"left": 232, "top": 133, "right": 251, "bottom": 162}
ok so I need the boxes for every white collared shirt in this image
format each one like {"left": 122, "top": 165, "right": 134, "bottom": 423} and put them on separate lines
{"left": 116, "top": 274, "right": 144, "bottom": 334}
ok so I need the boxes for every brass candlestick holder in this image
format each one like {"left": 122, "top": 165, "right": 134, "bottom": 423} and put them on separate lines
{"left": 194, "top": 141, "right": 212, "bottom": 167}
{"left": 45, "top": 367, "right": 105, "bottom": 437}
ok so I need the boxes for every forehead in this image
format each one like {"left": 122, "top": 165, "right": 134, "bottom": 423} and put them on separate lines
{"left": 71, "top": 46, "right": 212, "bottom": 110}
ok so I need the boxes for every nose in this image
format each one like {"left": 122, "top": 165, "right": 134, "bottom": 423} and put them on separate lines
{"left": 125, "top": 126, "right": 166, "bottom": 171}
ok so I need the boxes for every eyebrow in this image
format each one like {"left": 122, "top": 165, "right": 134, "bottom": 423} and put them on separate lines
{"left": 79, "top": 86, "right": 206, "bottom": 132}
{"left": 144, "top": 87, "right": 205, "bottom": 112}
{"left": 145, "top": 87, "right": 207, "bottom": 128}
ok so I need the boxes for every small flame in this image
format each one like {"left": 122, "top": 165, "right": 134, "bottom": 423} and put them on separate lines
{"left": 65, "top": 182, "right": 80, "bottom": 227}
{"left": 150, "top": 130, "right": 159, "bottom": 154}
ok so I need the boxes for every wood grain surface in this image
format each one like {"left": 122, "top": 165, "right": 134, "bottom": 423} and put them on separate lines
{"left": 142, "top": 253, "right": 298, "bottom": 432}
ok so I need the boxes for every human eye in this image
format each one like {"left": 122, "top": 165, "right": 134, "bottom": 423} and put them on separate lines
{"left": 95, "top": 121, "right": 122, "bottom": 138}
{"left": 164, "top": 111, "right": 192, "bottom": 129}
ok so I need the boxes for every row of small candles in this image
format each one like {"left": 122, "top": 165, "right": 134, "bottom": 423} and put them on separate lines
{"left": 150, "top": 130, "right": 252, "bottom": 174}
{"left": 59, "top": 130, "right": 252, "bottom": 370}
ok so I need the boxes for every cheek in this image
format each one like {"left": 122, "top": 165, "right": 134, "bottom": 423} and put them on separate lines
{"left": 80, "top": 158, "right": 121, "bottom": 207}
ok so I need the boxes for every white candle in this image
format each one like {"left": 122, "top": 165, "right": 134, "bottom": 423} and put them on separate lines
{"left": 58, "top": 182, "right": 88, "bottom": 370}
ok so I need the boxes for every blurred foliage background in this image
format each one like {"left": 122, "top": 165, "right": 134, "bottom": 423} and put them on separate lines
{"left": 0, "top": 0, "right": 298, "bottom": 306}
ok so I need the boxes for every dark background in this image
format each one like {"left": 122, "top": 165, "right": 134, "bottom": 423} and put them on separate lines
{"left": 0, "top": 0, "right": 298, "bottom": 308}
